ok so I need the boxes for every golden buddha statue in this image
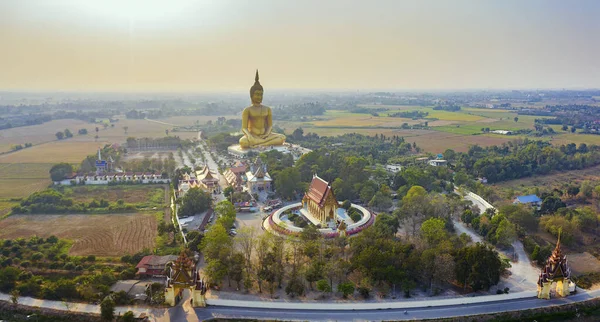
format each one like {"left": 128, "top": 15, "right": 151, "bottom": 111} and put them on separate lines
{"left": 239, "top": 70, "right": 286, "bottom": 148}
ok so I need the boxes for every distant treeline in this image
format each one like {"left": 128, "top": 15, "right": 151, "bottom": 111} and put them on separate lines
{"left": 433, "top": 105, "right": 461, "bottom": 111}
{"left": 272, "top": 102, "right": 326, "bottom": 121}
{"left": 389, "top": 110, "right": 429, "bottom": 118}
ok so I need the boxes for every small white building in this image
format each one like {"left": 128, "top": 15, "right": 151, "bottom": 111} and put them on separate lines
{"left": 491, "top": 130, "right": 513, "bottom": 135}
{"left": 385, "top": 164, "right": 402, "bottom": 173}
{"left": 428, "top": 159, "right": 448, "bottom": 167}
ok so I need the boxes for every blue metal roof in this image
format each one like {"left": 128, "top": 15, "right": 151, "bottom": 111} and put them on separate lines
{"left": 516, "top": 195, "right": 542, "bottom": 203}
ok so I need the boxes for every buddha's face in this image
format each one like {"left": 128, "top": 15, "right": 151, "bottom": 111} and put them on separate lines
{"left": 251, "top": 90, "right": 263, "bottom": 105}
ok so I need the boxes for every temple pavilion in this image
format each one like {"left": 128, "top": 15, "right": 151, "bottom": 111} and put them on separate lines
{"left": 196, "top": 165, "right": 220, "bottom": 194}
{"left": 301, "top": 175, "right": 338, "bottom": 228}
{"left": 537, "top": 232, "right": 575, "bottom": 299}
{"left": 246, "top": 157, "right": 272, "bottom": 193}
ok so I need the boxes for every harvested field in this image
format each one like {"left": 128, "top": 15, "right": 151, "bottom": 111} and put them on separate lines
{"left": 0, "top": 163, "right": 53, "bottom": 199}
{"left": 0, "top": 163, "right": 52, "bottom": 179}
{"left": 64, "top": 184, "right": 166, "bottom": 206}
{"left": 568, "top": 252, "right": 600, "bottom": 275}
{"left": 0, "top": 119, "right": 89, "bottom": 153}
{"left": 0, "top": 141, "right": 100, "bottom": 163}
{"left": 0, "top": 178, "right": 50, "bottom": 199}
{"left": 0, "top": 213, "right": 157, "bottom": 256}
{"left": 406, "top": 132, "right": 512, "bottom": 153}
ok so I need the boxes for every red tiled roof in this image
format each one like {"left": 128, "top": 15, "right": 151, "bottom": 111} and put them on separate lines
{"left": 229, "top": 166, "right": 247, "bottom": 174}
{"left": 306, "top": 176, "right": 331, "bottom": 206}
{"left": 135, "top": 255, "right": 153, "bottom": 269}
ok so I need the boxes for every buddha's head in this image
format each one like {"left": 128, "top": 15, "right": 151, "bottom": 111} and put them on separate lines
{"left": 250, "top": 69, "right": 263, "bottom": 105}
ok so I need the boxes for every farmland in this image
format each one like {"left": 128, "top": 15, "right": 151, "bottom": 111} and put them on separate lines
{"left": 0, "top": 163, "right": 52, "bottom": 199}
{"left": 276, "top": 105, "right": 600, "bottom": 153}
{"left": 61, "top": 184, "right": 166, "bottom": 208}
{"left": 0, "top": 213, "right": 157, "bottom": 256}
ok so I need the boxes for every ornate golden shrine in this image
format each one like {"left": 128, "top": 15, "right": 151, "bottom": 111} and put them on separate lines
{"left": 164, "top": 251, "right": 207, "bottom": 307}
{"left": 537, "top": 231, "right": 574, "bottom": 299}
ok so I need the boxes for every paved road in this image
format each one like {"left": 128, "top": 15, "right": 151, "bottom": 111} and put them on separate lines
{"left": 196, "top": 289, "right": 600, "bottom": 321}
{"left": 3, "top": 289, "right": 599, "bottom": 322}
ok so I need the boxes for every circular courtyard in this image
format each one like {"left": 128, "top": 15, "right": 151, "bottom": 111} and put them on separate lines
{"left": 264, "top": 202, "right": 374, "bottom": 238}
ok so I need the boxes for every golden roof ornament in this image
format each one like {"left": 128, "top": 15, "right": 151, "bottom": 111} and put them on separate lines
{"left": 250, "top": 69, "right": 263, "bottom": 97}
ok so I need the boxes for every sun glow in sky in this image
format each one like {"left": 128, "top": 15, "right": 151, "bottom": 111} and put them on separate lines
{"left": 1, "top": 0, "right": 600, "bottom": 92}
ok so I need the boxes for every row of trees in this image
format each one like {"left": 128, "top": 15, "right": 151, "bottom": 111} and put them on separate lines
{"left": 448, "top": 140, "right": 600, "bottom": 183}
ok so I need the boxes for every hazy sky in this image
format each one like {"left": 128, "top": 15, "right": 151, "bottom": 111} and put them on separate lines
{"left": 1, "top": 0, "right": 599, "bottom": 92}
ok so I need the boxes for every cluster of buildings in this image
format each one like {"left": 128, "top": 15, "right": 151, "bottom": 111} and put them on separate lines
{"left": 223, "top": 157, "right": 273, "bottom": 194}
{"left": 177, "top": 165, "right": 221, "bottom": 197}
{"left": 57, "top": 172, "right": 169, "bottom": 185}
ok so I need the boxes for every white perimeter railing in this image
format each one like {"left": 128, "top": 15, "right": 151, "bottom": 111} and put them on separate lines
{"left": 271, "top": 202, "right": 372, "bottom": 233}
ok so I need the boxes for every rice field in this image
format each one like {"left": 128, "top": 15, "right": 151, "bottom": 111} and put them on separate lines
{"left": 0, "top": 213, "right": 157, "bottom": 256}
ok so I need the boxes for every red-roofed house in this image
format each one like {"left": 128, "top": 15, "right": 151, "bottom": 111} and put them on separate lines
{"left": 301, "top": 175, "right": 338, "bottom": 226}
{"left": 136, "top": 255, "right": 178, "bottom": 276}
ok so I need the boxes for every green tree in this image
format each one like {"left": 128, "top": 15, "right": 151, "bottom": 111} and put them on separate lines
{"left": 223, "top": 186, "right": 234, "bottom": 199}
{"left": 420, "top": 217, "right": 447, "bottom": 246}
{"left": 0, "top": 266, "right": 21, "bottom": 292}
{"left": 454, "top": 243, "right": 504, "bottom": 291}
{"left": 178, "top": 187, "right": 212, "bottom": 217}
{"left": 495, "top": 218, "right": 517, "bottom": 248}
{"left": 100, "top": 295, "right": 115, "bottom": 321}
{"left": 274, "top": 167, "right": 301, "bottom": 200}
{"left": 9, "top": 289, "right": 19, "bottom": 305}
{"left": 122, "top": 311, "right": 135, "bottom": 322}
{"left": 316, "top": 279, "right": 332, "bottom": 296}
{"left": 49, "top": 163, "right": 73, "bottom": 181}
{"left": 540, "top": 195, "right": 566, "bottom": 214}
{"left": 338, "top": 281, "right": 355, "bottom": 298}
{"left": 215, "top": 200, "right": 236, "bottom": 229}
{"left": 201, "top": 224, "right": 232, "bottom": 286}
{"left": 368, "top": 191, "right": 392, "bottom": 211}
{"left": 513, "top": 117, "right": 518, "bottom": 123}
{"left": 55, "top": 131, "right": 64, "bottom": 140}
{"left": 64, "top": 129, "right": 73, "bottom": 138}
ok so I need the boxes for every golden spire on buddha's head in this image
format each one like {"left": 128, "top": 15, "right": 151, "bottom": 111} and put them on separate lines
{"left": 250, "top": 69, "right": 263, "bottom": 97}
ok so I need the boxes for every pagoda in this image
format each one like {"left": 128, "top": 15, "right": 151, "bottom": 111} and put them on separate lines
{"left": 164, "top": 251, "right": 207, "bottom": 307}
{"left": 537, "top": 231, "right": 574, "bottom": 299}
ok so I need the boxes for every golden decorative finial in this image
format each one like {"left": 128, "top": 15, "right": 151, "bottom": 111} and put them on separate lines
{"left": 250, "top": 69, "right": 264, "bottom": 97}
